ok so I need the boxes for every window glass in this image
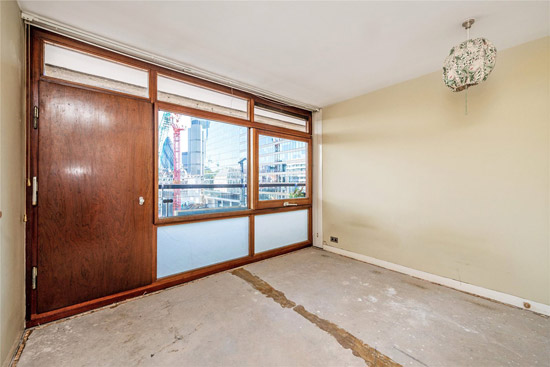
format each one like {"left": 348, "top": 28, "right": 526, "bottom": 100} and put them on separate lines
{"left": 43, "top": 43, "right": 149, "bottom": 97}
{"left": 254, "top": 105, "right": 308, "bottom": 132}
{"left": 157, "top": 217, "right": 249, "bottom": 278}
{"left": 158, "top": 75, "right": 248, "bottom": 119}
{"left": 158, "top": 110, "right": 248, "bottom": 218}
{"left": 254, "top": 210, "right": 308, "bottom": 253}
{"left": 258, "top": 134, "right": 307, "bottom": 201}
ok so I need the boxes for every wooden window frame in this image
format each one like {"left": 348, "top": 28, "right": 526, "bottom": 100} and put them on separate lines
{"left": 154, "top": 102, "right": 253, "bottom": 225}
{"left": 42, "top": 41, "right": 151, "bottom": 100}
{"left": 253, "top": 208, "right": 312, "bottom": 256}
{"left": 157, "top": 72, "right": 251, "bottom": 120}
{"left": 37, "top": 36, "right": 153, "bottom": 103}
{"left": 254, "top": 101, "right": 310, "bottom": 134}
{"left": 26, "top": 27, "right": 313, "bottom": 326}
{"left": 254, "top": 130, "right": 312, "bottom": 210}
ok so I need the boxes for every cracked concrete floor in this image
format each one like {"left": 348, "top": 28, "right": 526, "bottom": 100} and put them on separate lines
{"left": 16, "top": 248, "right": 550, "bottom": 367}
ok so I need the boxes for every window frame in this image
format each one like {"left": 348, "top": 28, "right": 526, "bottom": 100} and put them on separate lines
{"left": 157, "top": 69, "right": 253, "bottom": 108}
{"left": 157, "top": 72, "right": 251, "bottom": 120}
{"left": 43, "top": 41, "right": 151, "bottom": 99}
{"left": 253, "top": 129, "right": 312, "bottom": 210}
{"left": 31, "top": 30, "right": 313, "bottom": 225}
{"left": 254, "top": 101, "right": 309, "bottom": 133}
{"left": 27, "top": 28, "right": 315, "bottom": 326}
{"left": 40, "top": 39, "right": 153, "bottom": 102}
{"left": 154, "top": 102, "right": 253, "bottom": 225}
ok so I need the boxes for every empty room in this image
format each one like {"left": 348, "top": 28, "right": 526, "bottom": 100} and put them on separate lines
{"left": 1, "top": 1, "right": 549, "bottom": 366}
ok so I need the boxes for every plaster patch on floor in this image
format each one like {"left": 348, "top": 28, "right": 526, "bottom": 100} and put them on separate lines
{"left": 386, "top": 288, "right": 397, "bottom": 296}
{"left": 232, "top": 268, "right": 401, "bottom": 367}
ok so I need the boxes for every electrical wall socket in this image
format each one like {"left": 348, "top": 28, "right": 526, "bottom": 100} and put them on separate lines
{"left": 330, "top": 236, "right": 338, "bottom": 243}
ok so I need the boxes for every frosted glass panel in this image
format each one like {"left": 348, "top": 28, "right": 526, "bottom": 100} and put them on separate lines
{"left": 157, "top": 217, "right": 249, "bottom": 278}
{"left": 255, "top": 210, "right": 308, "bottom": 254}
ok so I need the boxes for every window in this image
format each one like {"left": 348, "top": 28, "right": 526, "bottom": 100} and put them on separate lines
{"left": 28, "top": 31, "right": 316, "bottom": 321}
{"left": 158, "top": 110, "right": 248, "bottom": 219}
{"left": 158, "top": 75, "right": 248, "bottom": 119}
{"left": 254, "top": 210, "right": 308, "bottom": 253}
{"left": 43, "top": 43, "right": 149, "bottom": 97}
{"left": 157, "top": 217, "right": 249, "bottom": 278}
{"left": 257, "top": 134, "right": 308, "bottom": 203}
{"left": 254, "top": 104, "right": 308, "bottom": 132}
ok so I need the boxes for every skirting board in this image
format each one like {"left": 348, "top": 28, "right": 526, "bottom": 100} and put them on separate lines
{"left": 323, "top": 245, "right": 550, "bottom": 317}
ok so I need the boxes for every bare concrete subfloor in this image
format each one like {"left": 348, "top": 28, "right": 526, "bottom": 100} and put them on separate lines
{"left": 16, "top": 248, "right": 550, "bottom": 367}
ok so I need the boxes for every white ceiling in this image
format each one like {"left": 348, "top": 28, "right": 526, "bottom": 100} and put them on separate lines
{"left": 18, "top": 1, "right": 550, "bottom": 108}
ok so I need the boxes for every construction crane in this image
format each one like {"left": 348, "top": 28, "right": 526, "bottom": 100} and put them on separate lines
{"left": 172, "top": 117, "right": 187, "bottom": 215}
{"left": 159, "top": 112, "right": 188, "bottom": 216}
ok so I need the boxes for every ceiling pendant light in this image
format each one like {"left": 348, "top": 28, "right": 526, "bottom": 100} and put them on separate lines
{"left": 442, "top": 19, "right": 497, "bottom": 113}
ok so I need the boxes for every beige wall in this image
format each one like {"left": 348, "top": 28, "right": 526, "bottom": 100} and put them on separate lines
{"left": 322, "top": 37, "right": 550, "bottom": 305}
{"left": 0, "top": 0, "right": 25, "bottom": 366}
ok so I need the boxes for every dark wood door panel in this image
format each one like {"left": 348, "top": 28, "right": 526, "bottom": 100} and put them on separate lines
{"left": 37, "top": 81, "right": 153, "bottom": 313}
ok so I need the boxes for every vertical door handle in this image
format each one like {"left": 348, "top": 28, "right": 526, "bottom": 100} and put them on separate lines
{"left": 138, "top": 197, "right": 145, "bottom": 206}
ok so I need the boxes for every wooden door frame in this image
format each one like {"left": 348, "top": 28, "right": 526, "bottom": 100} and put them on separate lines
{"left": 26, "top": 27, "right": 313, "bottom": 327}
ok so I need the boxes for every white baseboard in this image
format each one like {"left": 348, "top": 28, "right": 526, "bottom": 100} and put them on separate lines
{"left": 323, "top": 245, "right": 550, "bottom": 317}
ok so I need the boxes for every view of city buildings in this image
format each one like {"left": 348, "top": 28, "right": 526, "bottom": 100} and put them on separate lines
{"left": 158, "top": 111, "right": 247, "bottom": 217}
{"left": 258, "top": 135, "right": 307, "bottom": 200}
{"left": 158, "top": 111, "right": 307, "bottom": 218}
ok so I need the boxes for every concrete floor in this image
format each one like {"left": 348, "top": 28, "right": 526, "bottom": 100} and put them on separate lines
{"left": 16, "top": 248, "right": 550, "bottom": 367}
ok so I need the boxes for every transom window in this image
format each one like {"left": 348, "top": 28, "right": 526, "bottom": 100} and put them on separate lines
{"left": 158, "top": 75, "right": 248, "bottom": 119}
{"left": 43, "top": 42, "right": 149, "bottom": 97}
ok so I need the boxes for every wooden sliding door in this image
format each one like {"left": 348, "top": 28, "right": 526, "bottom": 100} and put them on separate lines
{"left": 36, "top": 81, "right": 153, "bottom": 313}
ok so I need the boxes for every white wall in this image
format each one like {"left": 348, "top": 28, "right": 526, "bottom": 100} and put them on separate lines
{"left": 322, "top": 37, "right": 550, "bottom": 306}
{"left": 0, "top": 1, "right": 25, "bottom": 365}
